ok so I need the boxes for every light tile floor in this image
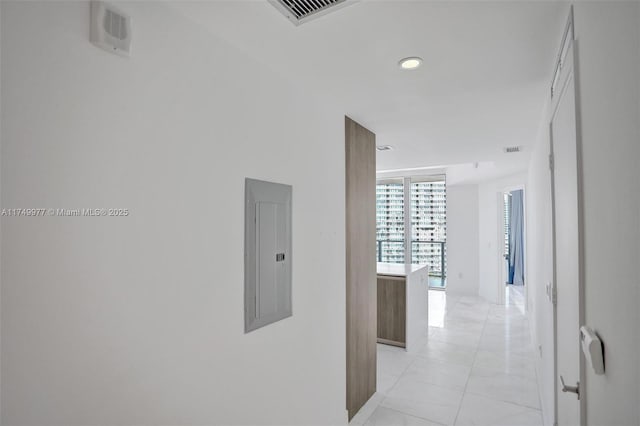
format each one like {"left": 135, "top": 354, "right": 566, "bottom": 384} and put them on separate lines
{"left": 350, "top": 288, "right": 542, "bottom": 426}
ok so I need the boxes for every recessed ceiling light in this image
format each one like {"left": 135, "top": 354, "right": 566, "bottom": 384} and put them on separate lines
{"left": 398, "top": 57, "right": 422, "bottom": 70}
{"left": 376, "top": 145, "right": 394, "bottom": 152}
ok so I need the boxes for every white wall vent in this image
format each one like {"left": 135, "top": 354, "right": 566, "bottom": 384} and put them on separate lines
{"left": 90, "top": 1, "right": 132, "bottom": 57}
{"left": 269, "top": 0, "right": 356, "bottom": 26}
{"left": 503, "top": 146, "right": 522, "bottom": 154}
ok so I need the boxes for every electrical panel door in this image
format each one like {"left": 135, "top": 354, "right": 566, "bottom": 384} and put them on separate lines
{"left": 245, "top": 179, "right": 292, "bottom": 332}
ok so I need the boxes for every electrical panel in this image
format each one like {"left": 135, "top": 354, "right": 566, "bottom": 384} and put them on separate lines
{"left": 244, "top": 178, "right": 292, "bottom": 333}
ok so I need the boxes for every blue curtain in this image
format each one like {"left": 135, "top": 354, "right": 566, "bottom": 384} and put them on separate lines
{"left": 508, "top": 190, "right": 525, "bottom": 285}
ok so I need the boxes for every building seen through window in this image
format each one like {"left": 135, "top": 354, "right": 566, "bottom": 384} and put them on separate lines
{"left": 376, "top": 177, "right": 447, "bottom": 287}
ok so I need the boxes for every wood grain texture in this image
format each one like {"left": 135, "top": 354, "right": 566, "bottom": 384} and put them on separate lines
{"left": 345, "top": 116, "right": 377, "bottom": 420}
{"left": 377, "top": 276, "right": 406, "bottom": 346}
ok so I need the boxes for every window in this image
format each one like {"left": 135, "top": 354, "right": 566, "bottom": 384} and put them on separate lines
{"left": 376, "top": 175, "right": 447, "bottom": 288}
{"left": 411, "top": 178, "right": 446, "bottom": 280}
{"left": 503, "top": 192, "right": 511, "bottom": 258}
{"left": 376, "top": 180, "right": 404, "bottom": 263}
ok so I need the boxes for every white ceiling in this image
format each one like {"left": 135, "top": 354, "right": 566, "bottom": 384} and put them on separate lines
{"left": 172, "top": 0, "right": 568, "bottom": 183}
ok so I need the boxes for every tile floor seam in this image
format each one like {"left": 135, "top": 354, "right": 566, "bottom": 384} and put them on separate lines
{"left": 471, "top": 297, "right": 544, "bottom": 413}
{"left": 463, "top": 389, "right": 544, "bottom": 412}
{"left": 363, "top": 290, "right": 541, "bottom": 426}
{"left": 375, "top": 295, "right": 462, "bottom": 425}
{"left": 362, "top": 339, "right": 429, "bottom": 425}
{"left": 377, "top": 406, "right": 449, "bottom": 426}
{"left": 532, "top": 363, "right": 548, "bottom": 423}
{"left": 529, "top": 332, "right": 544, "bottom": 414}
{"left": 510, "top": 289, "right": 545, "bottom": 414}
{"left": 451, "top": 299, "right": 490, "bottom": 426}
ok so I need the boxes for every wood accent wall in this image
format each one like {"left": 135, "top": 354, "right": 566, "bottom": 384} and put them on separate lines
{"left": 377, "top": 276, "right": 407, "bottom": 347}
{"left": 345, "top": 116, "right": 377, "bottom": 420}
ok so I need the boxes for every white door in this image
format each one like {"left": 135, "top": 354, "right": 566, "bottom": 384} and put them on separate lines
{"left": 550, "top": 26, "right": 583, "bottom": 426}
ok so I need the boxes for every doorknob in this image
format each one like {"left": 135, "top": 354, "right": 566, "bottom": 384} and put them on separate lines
{"left": 560, "top": 375, "right": 580, "bottom": 400}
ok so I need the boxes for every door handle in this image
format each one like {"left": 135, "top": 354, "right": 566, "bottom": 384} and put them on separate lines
{"left": 560, "top": 375, "right": 580, "bottom": 400}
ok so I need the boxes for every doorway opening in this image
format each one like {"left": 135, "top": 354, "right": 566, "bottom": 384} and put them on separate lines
{"left": 502, "top": 189, "right": 525, "bottom": 309}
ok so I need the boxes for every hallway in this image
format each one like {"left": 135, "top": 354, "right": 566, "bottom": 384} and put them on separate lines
{"left": 351, "top": 290, "right": 541, "bottom": 426}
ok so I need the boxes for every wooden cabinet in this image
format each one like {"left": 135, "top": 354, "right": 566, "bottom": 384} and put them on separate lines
{"left": 376, "top": 263, "right": 429, "bottom": 353}
{"left": 377, "top": 275, "right": 407, "bottom": 347}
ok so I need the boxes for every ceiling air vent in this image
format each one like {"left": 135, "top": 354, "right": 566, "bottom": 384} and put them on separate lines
{"left": 90, "top": 1, "right": 132, "bottom": 57}
{"left": 503, "top": 146, "right": 522, "bottom": 154}
{"left": 269, "top": 0, "right": 355, "bottom": 26}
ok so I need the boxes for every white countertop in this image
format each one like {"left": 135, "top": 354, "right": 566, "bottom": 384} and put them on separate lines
{"left": 376, "top": 262, "right": 428, "bottom": 277}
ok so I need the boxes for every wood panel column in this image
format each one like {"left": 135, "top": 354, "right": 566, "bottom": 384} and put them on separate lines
{"left": 345, "top": 116, "right": 376, "bottom": 420}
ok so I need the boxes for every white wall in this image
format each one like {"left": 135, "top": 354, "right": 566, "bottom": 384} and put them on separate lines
{"left": 445, "top": 184, "right": 479, "bottom": 296}
{"left": 525, "top": 97, "right": 555, "bottom": 426}
{"left": 526, "top": 3, "right": 640, "bottom": 425}
{"left": 572, "top": 3, "right": 640, "bottom": 425}
{"left": 0, "top": 2, "right": 347, "bottom": 425}
{"left": 0, "top": 2, "right": 3, "bottom": 421}
{"left": 638, "top": 5, "right": 640, "bottom": 422}
{"left": 477, "top": 173, "right": 526, "bottom": 304}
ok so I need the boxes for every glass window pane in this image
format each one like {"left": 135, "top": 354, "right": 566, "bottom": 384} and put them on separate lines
{"left": 376, "top": 182, "right": 404, "bottom": 263}
{"left": 410, "top": 179, "right": 447, "bottom": 284}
